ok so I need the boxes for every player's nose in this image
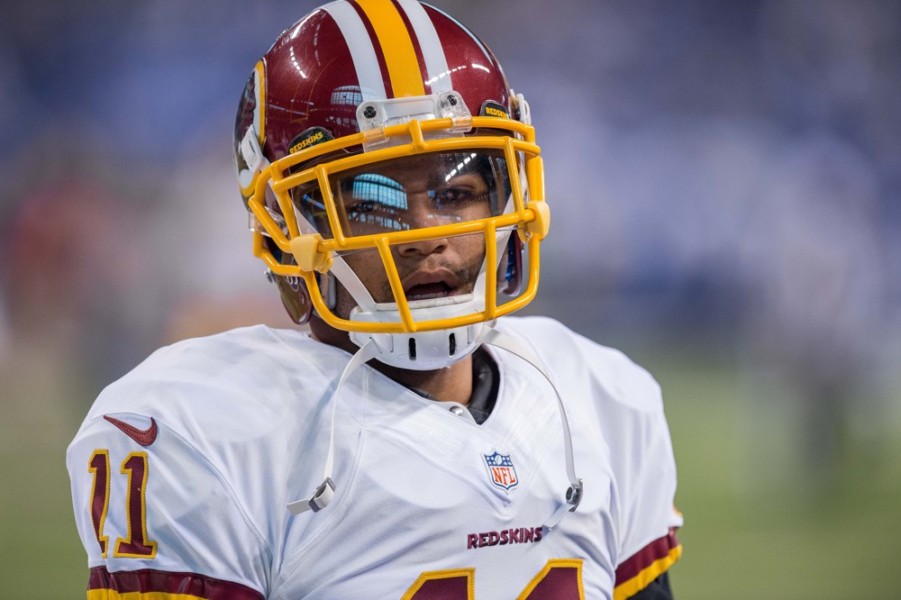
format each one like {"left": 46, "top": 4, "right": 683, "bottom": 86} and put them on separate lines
{"left": 396, "top": 196, "right": 448, "bottom": 256}
{"left": 397, "top": 237, "right": 447, "bottom": 257}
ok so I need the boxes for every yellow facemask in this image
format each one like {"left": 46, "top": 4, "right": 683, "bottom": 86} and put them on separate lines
{"left": 247, "top": 115, "right": 549, "bottom": 336}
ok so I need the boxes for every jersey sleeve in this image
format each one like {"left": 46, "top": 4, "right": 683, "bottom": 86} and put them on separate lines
{"left": 67, "top": 412, "right": 270, "bottom": 600}
{"left": 609, "top": 378, "right": 683, "bottom": 600}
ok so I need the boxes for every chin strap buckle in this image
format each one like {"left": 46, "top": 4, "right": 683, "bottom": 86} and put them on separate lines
{"left": 287, "top": 477, "right": 336, "bottom": 515}
{"left": 285, "top": 340, "right": 381, "bottom": 518}
{"left": 542, "top": 479, "right": 585, "bottom": 535}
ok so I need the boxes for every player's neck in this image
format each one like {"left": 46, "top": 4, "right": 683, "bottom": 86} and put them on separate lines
{"left": 373, "top": 355, "right": 474, "bottom": 405}
{"left": 309, "top": 319, "right": 475, "bottom": 405}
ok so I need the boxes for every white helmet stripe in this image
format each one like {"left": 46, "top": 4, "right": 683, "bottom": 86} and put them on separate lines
{"left": 396, "top": 0, "right": 452, "bottom": 93}
{"left": 323, "top": 1, "right": 387, "bottom": 101}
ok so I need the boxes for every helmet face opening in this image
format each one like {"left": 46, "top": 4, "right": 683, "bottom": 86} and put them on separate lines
{"left": 294, "top": 149, "right": 512, "bottom": 239}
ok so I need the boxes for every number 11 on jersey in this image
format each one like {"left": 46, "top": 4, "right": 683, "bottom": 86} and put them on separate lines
{"left": 88, "top": 449, "right": 157, "bottom": 559}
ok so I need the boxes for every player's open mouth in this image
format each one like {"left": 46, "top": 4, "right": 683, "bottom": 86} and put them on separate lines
{"left": 406, "top": 282, "right": 454, "bottom": 301}
{"left": 402, "top": 269, "right": 461, "bottom": 301}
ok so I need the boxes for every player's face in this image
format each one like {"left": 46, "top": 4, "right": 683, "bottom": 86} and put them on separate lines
{"left": 331, "top": 153, "right": 495, "bottom": 316}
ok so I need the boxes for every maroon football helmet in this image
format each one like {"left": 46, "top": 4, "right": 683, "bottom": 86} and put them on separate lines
{"left": 234, "top": 0, "right": 549, "bottom": 370}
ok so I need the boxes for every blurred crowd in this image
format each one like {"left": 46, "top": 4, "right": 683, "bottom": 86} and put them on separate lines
{"left": 1, "top": 0, "right": 899, "bottom": 487}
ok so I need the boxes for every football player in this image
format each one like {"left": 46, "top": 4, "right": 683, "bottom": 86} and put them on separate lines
{"left": 67, "top": 1, "right": 683, "bottom": 598}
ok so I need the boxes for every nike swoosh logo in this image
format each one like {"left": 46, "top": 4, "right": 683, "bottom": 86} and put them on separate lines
{"left": 103, "top": 415, "right": 158, "bottom": 446}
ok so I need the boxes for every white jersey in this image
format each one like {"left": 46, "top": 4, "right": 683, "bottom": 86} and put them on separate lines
{"left": 67, "top": 316, "right": 682, "bottom": 599}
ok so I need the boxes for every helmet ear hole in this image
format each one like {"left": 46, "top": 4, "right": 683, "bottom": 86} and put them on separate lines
{"left": 264, "top": 238, "right": 314, "bottom": 325}
{"left": 271, "top": 272, "right": 313, "bottom": 325}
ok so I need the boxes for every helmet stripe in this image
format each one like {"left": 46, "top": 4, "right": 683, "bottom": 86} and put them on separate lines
{"left": 323, "top": 1, "right": 387, "bottom": 101}
{"left": 354, "top": 0, "right": 425, "bottom": 97}
{"left": 395, "top": 0, "right": 451, "bottom": 94}
{"left": 253, "top": 60, "right": 266, "bottom": 143}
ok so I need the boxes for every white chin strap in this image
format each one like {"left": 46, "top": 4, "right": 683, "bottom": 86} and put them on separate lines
{"left": 287, "top": 327, "right": 583, "bottom": 534}
{"left": 348, "top": 295, "right": 489, "bottom": 371}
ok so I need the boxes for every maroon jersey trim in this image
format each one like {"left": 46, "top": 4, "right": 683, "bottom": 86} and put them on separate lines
{"left": 615, "top": 528, "right": 682, "bottom": 586}
{"left": 88, "top": 567, "right": 264, "bottom": 600}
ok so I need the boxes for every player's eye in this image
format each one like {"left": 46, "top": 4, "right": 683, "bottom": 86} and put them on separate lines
{"left": 346, "top": 200, "right": 377, "bottom": 218}
{"left": 431, "top": 188, "right": 489, "bottom": 209}
{"left": 345, "top": 198, "right": 408, "bottom": 233}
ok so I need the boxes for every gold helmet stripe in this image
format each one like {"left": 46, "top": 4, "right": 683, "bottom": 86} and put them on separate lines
{"left": 254, "top": 60, "right": 266, "bottom": 143}
{"left": 395, "top": 0, "right": 452, "bottom": 93}
{"left": 355, "top": 0, "right": 425, "bottom": 97}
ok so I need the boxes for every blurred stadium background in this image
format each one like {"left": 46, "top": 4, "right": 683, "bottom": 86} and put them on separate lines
{"left": 2, "top": 1, "right": 900, "bottom": 597}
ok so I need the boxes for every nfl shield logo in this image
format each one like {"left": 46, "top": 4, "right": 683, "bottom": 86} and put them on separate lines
{"left": 483, "top": 451, "right": 519, "bottom": 492}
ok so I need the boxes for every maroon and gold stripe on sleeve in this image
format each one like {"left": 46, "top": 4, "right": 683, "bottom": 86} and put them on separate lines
{"left": 87, "top": 567, "right": 264, "bottom": 600}
{"left": 613, "top": 528, "right": 682, "bottom": 600}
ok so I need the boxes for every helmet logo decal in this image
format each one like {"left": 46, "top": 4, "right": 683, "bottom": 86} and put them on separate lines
{"left": 483, "top": 450, "right": 519, "bottom": 492}
{"left": 288, "top": 127, "right": 334, "bottom": 155}
{"left": 480, "top": 101, "right": 509, "bottom": 119}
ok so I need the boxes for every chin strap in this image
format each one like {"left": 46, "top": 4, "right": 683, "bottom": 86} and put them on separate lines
{"left": 287, "top": 329, "right": 583, "bottom": 533}
{"left": 287, "top": 340, "right": 379, "bottom": 514}
{"left": 479, "top": 328, "right": 583, "bottom": 533}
